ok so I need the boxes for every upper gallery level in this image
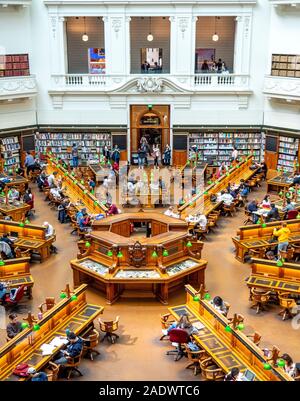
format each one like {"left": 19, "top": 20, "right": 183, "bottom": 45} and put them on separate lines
{"left": 0, "top": 0, "right": 31, "bottom": 6}
{"left": 45, "top": 6, "right": 254, "bottom": 96}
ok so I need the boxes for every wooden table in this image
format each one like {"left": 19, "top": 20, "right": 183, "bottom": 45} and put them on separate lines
{"left": 267, "top": 173, "right": 294, "bottom": 193}
{"left": 73, "top": 212, "right": 206, "bottom": 304}
{"left": 0, "top": 256, "right": 33, "bottom": 298}
{"left": 46, "top": 158, "right": 107, "bottom": 215}
{"left": 245, "top": 274, "right": 300, "bottom": 295}
{"left": 168, "top": 284, "right": 292, "bottom": 381}
{"left": 232, "top": 219, "right": 300, "bottom": 262}
{"left": 0, "top": 173, "right": 28, "bottom": 194}
{"left": 0, "top": 284, "right": 104, "bottom": 381}
{"left": 0, "top": 202, "right": 31, "bottom": 221}
{"left": 179, "top": 156, "right": 257, "bottom": 218}
{"left": 0, "top": 219, "right": 56, "bottom": 262}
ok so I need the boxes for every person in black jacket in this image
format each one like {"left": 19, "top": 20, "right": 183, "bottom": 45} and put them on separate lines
{"left": 266, "top": 203, "right": 280, "bottom": 222}
{"left": 54, "top": 332, "right": 83, "bottom": 365}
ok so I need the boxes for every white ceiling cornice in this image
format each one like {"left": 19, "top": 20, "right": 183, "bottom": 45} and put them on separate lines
{"left": 44, "top": 0, "right": 257, "bottom": 6}
{"left": 0, "top": 0, "right": 31, "bottom": 6}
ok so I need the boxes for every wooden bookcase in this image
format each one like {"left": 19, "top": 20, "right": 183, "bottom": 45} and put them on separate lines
{"left": 271, "top": 54, "right": 300, "bottom": 78}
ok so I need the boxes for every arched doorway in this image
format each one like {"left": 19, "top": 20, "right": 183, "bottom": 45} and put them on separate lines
{"left": 130, "top": 105, "right": 170, "bottom": 162}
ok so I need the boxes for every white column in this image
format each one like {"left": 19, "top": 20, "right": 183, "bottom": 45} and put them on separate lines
{"left": 48, "top": 14, "right": 66, "bottom": 75}
{"left": 234, "top": 15, "right": 252, "bottom": 75}
{"left": 104, "top": 15, "right": 128, "bottom": 76}
{"left": 170, "top": 15, "right": 194, "bottom": 75}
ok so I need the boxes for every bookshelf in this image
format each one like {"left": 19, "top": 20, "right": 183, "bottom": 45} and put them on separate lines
{"left": 0, "top": 54, "right": 30, "bottom": 77}
{"left": 277, "top": 136, "right": 299, "bottom": 172}
{"left": 271, "top": 54, "right": 300, "bottom": 78}
{"left": 188, "top": 131, "right": 263, "bottom": 164}
{"left": 36, "top": 132, "right": 112, "bottom": 166}
{"left": 0, "top": 136, "right": 21, "bottom": 171}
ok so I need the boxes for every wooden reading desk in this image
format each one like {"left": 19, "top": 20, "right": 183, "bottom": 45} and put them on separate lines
{"left": 245, "top": 258, "right": 300, "bottom": 296}
{"left": 46, "top": 158, "right": 107, "bottom": 215}
{"left": 0, "top": 220, "right": 56, "bottom": 262}
{"left": 72, "top": 213, "right": 206, "bottom": 304}
{"left": 0, "top": 284, "right": 104, "bottom": 381}
{"left": 179, "top": 156, "right": 257, "bottom": 219}
{"left": 267, "top": 173, "right": 294, "bottom": 193}
{"left": 0, "top": 256, "right": 33, "bottom": 298}
{"left": 168, "top": 285, "right": 293, "bottom": 381}
{"left": 232, "top": 219, "right": 300, "bottom": 262}
{"left": 0, "top": 202, "right": 31, "bottom": 221}
{"left": 0, "top": 173, "right": 28, "bottom": 194}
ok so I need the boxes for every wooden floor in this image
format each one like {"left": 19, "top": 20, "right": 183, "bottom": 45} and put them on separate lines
{"left": 1, "top": 181, "right": 299, "bottom": 381}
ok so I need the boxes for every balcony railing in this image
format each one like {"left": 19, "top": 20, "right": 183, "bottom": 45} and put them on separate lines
{"left": 50, "top": 73, "right": 250, "bottom": 93}
{"left": 263, "top": 75, "right": 300, "bottom": 101}
{"left": 0, "top": 75, "right": 38, "bottom": 100}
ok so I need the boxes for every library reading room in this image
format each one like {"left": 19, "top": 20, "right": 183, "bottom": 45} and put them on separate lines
{"left": 0, "top": 0, "right": 300, "bottom": 386}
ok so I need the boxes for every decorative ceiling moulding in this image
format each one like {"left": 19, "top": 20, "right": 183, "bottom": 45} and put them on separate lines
{"left": 0, "top": 1, "right": 31, "bottom": 6}
{"left": 44, "top": 0, "right": 257, "bottom": 6}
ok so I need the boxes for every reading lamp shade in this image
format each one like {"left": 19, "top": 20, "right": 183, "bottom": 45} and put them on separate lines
{"left": 147, "top": 33, "right": 154, "bottom": 42}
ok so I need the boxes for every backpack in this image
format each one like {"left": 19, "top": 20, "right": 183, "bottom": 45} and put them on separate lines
{"left": 13, "top": 363, "right": 30, "bottom": 377}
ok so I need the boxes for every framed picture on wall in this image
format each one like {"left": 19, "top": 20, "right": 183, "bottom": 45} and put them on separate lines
{"left": 88, "top": 48, "right": 106, "bottom": 74}
{"left": 195, "top": 48, "right": 215, "bottom": 72}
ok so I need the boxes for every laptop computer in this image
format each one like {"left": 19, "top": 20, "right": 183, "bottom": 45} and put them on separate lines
{"left": 240, "top": 369, "right": 256, "bottom": 381}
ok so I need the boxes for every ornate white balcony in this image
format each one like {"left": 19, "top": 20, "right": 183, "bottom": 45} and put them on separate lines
{"left": 0, "top": 75, "right": 38, "bottom": 101}
{"left": 264, "top": 75, "right": 300, "bottom": 102}
{"left": 49, "top": 73, "right": 251, "bottom": 96}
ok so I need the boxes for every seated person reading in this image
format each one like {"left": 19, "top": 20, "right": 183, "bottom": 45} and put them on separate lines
{"left": 8, "top": 187, "right": 19, "bottom": 202}
{"left": 6, "top": 313, "right": 23, "bottom": 339}
{"left": 219, "top": 190, "right": 234, "bottom": 206}
{"left": 224, "top": 368, "right": 241, "bottom": 381}
{"left": 265, "top": 204, "right": 280, "bottom": 222}
{"left": 247, "top": 199, "right": 259, "bottom": 224}
{"left": 54, "top": 331, "right": 83, "bottom": 366}
{"left": 211, "top": 296, "right": 228, "bottom": 316}
{"left": 164, "top": 313, "right": 194, "bottom": 336}
{"left": 27, "top": 367, "right": 48, "bottom": 382}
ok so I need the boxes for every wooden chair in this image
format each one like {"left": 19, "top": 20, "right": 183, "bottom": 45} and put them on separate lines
{"left": 160, "top": 313, "right": 175, "bottom": 341}
{"left": 98, "top": 316, "right": 120, "bottom": 343}
{"left": 250, "top": 288, "right": 272, "bottom": 314}
{"left": 243, "top": 208, "right": 253, "bottom": 225}
{"left": 248, "top": 247, "right": 267, "bottom": 260}
{"left": 45, "top": 362, "right": 59, "bottom": 381}
{"left": 200, "top": 357, "right": 224, "bottom": 381}
{"left": 278, "top": 293, "right": 297, "bottom": 321}
{"left": 64, "top": 350, "right": 84, "bottom": 380}
{"left": 280, "top": 247, "right": 294, "bottom": 263}
{"left": 291, "top": 243, "right": 300, "bottom": 262}
{"left": 82, "top": 329, "right": 100, "bottom": 360}
{"left": 183, "top": 345, "right": 208, "bottom": 376}
{"left": 222, "top": 203, "right": 235, "bottom": 217}
{"left": 247, "top": 331, "right": 262, "bottom": 346}
{"left": 194, "top": 227, "right": 208, "bottom": 241}
{"left": 38, "top": 297, "right": 56, "bottom": 313}
{"left": 15, "top": 247, "right": 31, "bottom": 259}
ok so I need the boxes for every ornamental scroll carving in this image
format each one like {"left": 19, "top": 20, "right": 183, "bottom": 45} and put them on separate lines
{"left": 137, "top": 77, "right": 163, "bottom": 93}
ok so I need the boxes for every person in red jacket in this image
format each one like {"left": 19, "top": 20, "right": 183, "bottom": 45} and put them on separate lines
{"left": 106, "top": 203, "right": 119, "bottom": 216}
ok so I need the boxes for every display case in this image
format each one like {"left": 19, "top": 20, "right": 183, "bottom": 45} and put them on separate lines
{"left": 277, "top": 136, "right": 299, "bottom": 173}
{"left": 166, "top": 259, "right": 199, "bottom": 276}
{"left": 79, "top": 258, "right": 109, "bottom": 276}
{"left": 271, "top": 54, "right": 300, "bottom": 78}
{"left": 36, "top": 132, "right": 112, "bottom": 166}
{"left": 114, "top": 270, "right": 161, "bottom": 279}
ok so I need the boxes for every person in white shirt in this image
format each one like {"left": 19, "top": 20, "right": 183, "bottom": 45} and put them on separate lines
{"left": 43, "top": 221, "right": 54, "bottom": 238}
{"left": 219, "top": 190, "right": 234, "bottom": 206}
{"left": 261, "top": 195, "right": 271, "bottom": 208}
{"left": 281, "top": 354, "right": 297, "bottom": 378}
{"left": 127, "top": 180, "right": 136, "bottom": 195}
{"left": 231, "top": 146, "right": 238, "bottom": 161}
{"left": 47, "top": 172, "right": 58, "bottom": 188}
{"left": 43, "top": 221, "right": 57, "bottom": 253}
{"left": 50, "top": 186, "right": 62, "bottom": 200}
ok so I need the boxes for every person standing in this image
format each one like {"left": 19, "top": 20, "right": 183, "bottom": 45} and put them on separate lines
{"left": 273, "top": 222, "right": 291, "bottom": 259}
{"left": 231, "top": 146, "right": 238, "bottom": 161}
{"left": 24, "top": 151, "right": 35, "bottom": 176}
{"left": 153, "top": 144, "right": 160, "bottom": 169}
{"left": 163, "top": 144, "right": 171, "bottom": 166}
{"left": 102, "top": 145, "right": 111, "bottom": 162}
{"left": 71, "top": 143, "right": 79, "bottom": 168}
{"left": 138, "top": 146, "right": 146, "bottom": 169}
{"left": 111, "top": 145, "right": 120, "bottom": 166}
